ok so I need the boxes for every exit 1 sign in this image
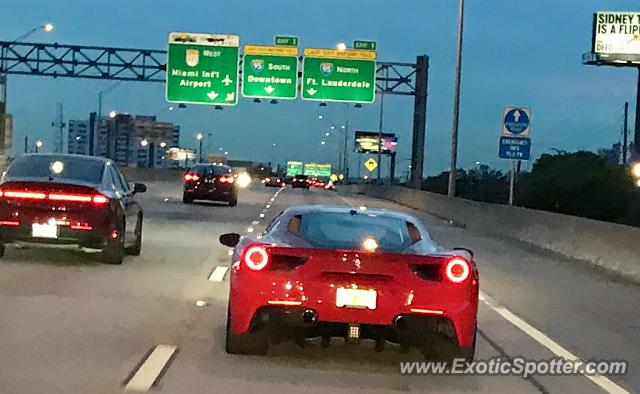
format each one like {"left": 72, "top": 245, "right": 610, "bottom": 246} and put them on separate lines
{"left": 353, "top": 40, "right": 377, "bottom": 51}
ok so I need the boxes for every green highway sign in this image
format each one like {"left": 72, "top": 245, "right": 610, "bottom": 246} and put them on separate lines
{"left": 286, "top": 161, "right": 303, "bottom": 176}
{"left": 275, "top": 36, "right": 299, "bottom": 47}
{"left": 353, "top": 40, "right": 377, "bottom": 51}
{"left": 303, "top": 163, "right": 332, "bottom": 177}
{"left": 166, "top": 32, "right": 240, "bottom": 106}
{"left": 242, "top": 45, "right": 299, "bottom": 100}
{"left": 301, "top": 48, "right": 376, "bottom": 103}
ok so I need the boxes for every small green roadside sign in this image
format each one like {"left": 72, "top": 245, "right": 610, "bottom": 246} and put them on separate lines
{"left": 301, "top": 48, "right": 376, "bottom": 103}
{"left": 166, "top": 32, "right": 240, "bottom": 106}
{"left": 275, "top": 36, "right": 299, "bottom": 47}
{"left": 286, "top": 161, "right": 303, "bottom": 176}
{"left": 242, "top": 45, "right": 299, "bottom": 100}
{"left": 353, "top": 40, "right": 377, "bottom": 51}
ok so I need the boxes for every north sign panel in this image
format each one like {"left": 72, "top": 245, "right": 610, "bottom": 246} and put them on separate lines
{"left": 301, "top": 48, "right": 376, "bottom": 103}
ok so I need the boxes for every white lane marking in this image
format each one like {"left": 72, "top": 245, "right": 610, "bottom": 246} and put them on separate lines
{"left": 125, "top": 345, "right": 177, "bottom": 392}
{"left": 259, "top": 213, "right": 265, "bottom": 218}
{"left": 209, "top": 266, "right": 228, "bottom": 282}
{"left": 480, "top": 291, "right": 630, "bottom": 394}
{"left": 266, "top": 204, "right": 271, "bottom": 209}
{"left": 247, "top": 227, "right": 255, "bottom": 233}
{"left": 251, "top": 220, "right": 260, "bottom": 225}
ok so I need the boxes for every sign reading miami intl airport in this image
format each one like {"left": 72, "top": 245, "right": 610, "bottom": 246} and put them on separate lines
{"left": 166, "top": 32, "right": 240, "bottom": 106}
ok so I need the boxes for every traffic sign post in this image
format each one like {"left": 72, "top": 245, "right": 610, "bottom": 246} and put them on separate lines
{"left": 364, "top": 158, "right": 378, "bottom": 172}
{"left": 499, "top": 136, "right": 531, "bottom": 160}
{"left": 301, "top": 48, "right": 376, "bottom": 103}
{"left": 502, "top": 107, "right": 531, "bottom": 137}
{"left": 166, "top": 32, "right": 239, "bottom": 106}
{"left": 242, "top": 45, "right": 299, "bottom": 100}
{"left": 499, "top": 106, "right": 533, "bottom": 206}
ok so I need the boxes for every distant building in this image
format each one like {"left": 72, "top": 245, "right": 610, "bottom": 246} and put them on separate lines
{"left": 66, "top": 114, "right": 180, "bottom": 168}
{"left": 67, "top": 120, "right": 90, "bottom": 155}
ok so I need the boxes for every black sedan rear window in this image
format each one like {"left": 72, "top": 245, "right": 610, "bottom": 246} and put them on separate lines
{"left": 297, "top": 212, "right": 414, "bottom": 252}
{"left": 5, "top": 156, "right": 105, "bottom": 184}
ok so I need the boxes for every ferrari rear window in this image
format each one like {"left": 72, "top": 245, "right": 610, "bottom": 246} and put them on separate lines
{"left": 297, "top": 212, "right": 415, "bottom": 252}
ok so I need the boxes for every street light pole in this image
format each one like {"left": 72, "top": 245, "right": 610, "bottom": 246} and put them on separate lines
{"left": 197, "top": 133, "right": 204, "bottom": 163}
{"left": 343, "top": 104, "right": 350, "bottom": 177}
{"left": 447, "top": 0, "right": 465, "bottom": 197}
{"left": 1, "top": 23, "right": 54, "bottom": 160}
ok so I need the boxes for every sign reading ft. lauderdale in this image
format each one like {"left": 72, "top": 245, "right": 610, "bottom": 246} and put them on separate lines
{"left": 302, "top": 48, "right": 376, "bottom": 103}
{"left": 242, "top": 45, "right": 299, "bottom": 100}
{"left": 166, "top": 32, "right": 239, "bottom": 106}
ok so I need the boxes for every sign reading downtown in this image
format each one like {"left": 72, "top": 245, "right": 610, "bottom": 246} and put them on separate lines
{"left": 166, "top": 32, "right": 240, "bottom": 106}
{"left": 301, "top": 48, "right": 376, "bottom": 103}
{"left": 242, "top": 45, "right": 299, "bottom": 100}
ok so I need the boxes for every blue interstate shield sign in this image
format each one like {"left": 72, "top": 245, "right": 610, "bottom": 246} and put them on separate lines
{"left": 499, "top": 136, "right": 531, "bottom": 160}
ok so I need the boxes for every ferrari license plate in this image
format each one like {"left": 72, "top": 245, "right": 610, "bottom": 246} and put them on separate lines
{"left": 336, "top": 288, "right": 377, "bottom": 310}
{"left": 32, "top": 223, "right": 58, "bottom": 239}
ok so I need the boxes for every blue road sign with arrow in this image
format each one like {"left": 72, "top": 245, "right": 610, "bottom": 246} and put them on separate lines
{"left": 502, "top": 107, "right": 531, "bottom": 137}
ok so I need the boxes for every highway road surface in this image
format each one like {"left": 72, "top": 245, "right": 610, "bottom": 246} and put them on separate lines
{"left": 0, "top": 181, "right": 637, "bottom": 394}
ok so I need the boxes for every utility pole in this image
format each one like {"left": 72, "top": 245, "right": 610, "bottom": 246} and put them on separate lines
{"left": 377, "top": 67, "right": 387, "bottom": 184}
{"left": 635, "top": 67, "right": 640, "bottom": 160}
{"left": 447, "top": 0, "right": 465, "bottom": 197}
{"left": 623, "top": 102, "right": 629, "bottom": 165}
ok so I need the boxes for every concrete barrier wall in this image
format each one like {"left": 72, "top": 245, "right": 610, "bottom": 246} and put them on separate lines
{"left": 346, "top": 185, "right": 640, "bottom": 283}
{"left": 121, "top": 168, "right": 183, "bottom": 183}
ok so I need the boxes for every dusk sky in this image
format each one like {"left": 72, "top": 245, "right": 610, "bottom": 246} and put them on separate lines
{"left": 1, "top": 0, "right": 638, "bottom": 176}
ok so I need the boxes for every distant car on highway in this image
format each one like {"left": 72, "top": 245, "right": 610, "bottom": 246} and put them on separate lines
{"left": 0, "top": 154, "right": 145, "bottom": 264}
{"left": 219, "top": 205, "right": 479, "bottom": 359}
{"left": 291, "top": 174, "right": 310, "bottom": 189}
{"left": 263, "top": 176, "right": 285, "bottom": 188}
{"left": 183, "top": 164, "right": 238, "bottom": 206}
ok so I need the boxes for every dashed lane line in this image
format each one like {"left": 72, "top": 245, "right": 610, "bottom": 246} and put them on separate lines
{"left": 208, "top": 266, "right": 229, "bottom": 282}
{"left": 124, "top": 345, "right": 178, "bottom": 392}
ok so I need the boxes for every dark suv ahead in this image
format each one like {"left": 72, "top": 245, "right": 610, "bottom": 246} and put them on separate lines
{"left": 183, "top": 164, "right": 238, "bottom": 206}
{"left": 0, "top": 154, "right": 146, "bottom": 264}
{"left": 292, "top": 174, "right": 310, "bottom": 189}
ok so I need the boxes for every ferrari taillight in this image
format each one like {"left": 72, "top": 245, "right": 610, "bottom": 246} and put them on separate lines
{"left": 243, "top": 245, "right": 269, "bottom": 271}
{"left": 444, "top": 258, "right": 471, "bottom": 284}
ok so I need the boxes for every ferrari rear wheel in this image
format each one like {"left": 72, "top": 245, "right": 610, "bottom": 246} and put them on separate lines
{"left": 182, "top": 193, "right": 193, "bottom": 204}
{"left": 225, "top": 304, "right": 268, "bottom": 355}
{"left": 0, "top": 243, "right": 5, "bottom": 258}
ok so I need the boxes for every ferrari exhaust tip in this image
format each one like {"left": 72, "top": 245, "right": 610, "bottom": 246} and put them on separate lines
{"left": 302, "top": 309, "right": 317, "bottom": 325}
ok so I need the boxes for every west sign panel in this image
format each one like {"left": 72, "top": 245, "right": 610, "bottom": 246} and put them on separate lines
{"left": 301, "top": 48, "right": 376, "bottom": 103}
{"left": 593, "top": 12, "right": 640, "bottom": 56}
{"left": 242, "top": 45, "right": 299, "bottom": 100}
{"left": 166, "top": 32, "right": 240, "bottom": 106}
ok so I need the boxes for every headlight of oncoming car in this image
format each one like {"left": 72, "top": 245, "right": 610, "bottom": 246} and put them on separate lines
{"left": 236, "top": 173, "right": 251, "bottom": 188}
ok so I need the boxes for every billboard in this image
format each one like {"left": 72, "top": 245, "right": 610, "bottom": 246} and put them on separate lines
{"left": 354, "top": 131, "right": 398, "bottom": 154}
{"left": 593, "top": 12, "right": 640, "bottom": 56}
{"left": 286, "top": 161, "right": 303, "bottom": 176}
{"left": 303, "top": 163, "right": 332, "bottom": 177}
